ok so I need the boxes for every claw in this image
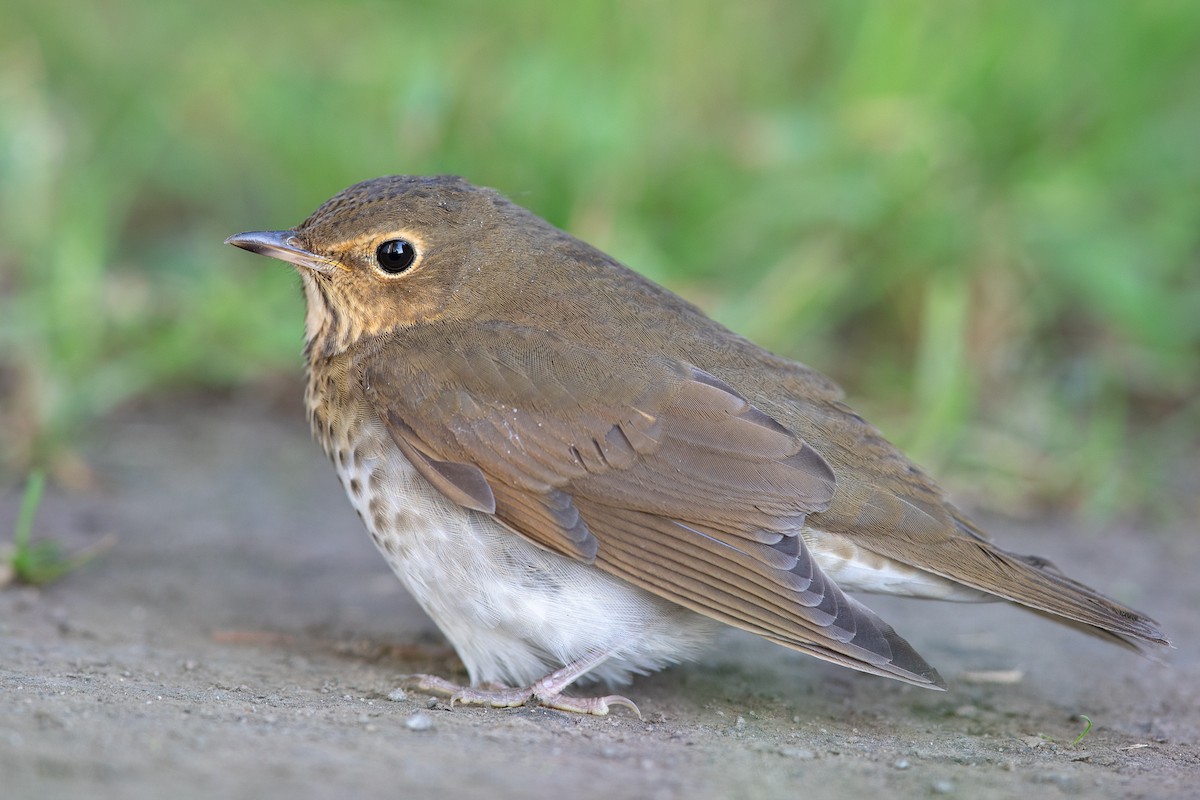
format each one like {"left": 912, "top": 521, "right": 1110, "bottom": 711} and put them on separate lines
{"left": 602, "top": 695, "right": 643, "bottom": 720}
{"left": 542, "top": 693, "right": 642, "bottom": 718}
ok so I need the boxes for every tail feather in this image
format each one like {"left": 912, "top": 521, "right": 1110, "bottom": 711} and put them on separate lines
{"left": 832, "top": 492, "right": 1170, "bottom": 653}
{"left": 995, "top": 546, "right": 1170, "bottom": 650}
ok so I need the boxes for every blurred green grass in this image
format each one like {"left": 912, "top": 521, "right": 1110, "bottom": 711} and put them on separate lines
{"left": 1, "top": 0, "right": 1197, "bottom": 518}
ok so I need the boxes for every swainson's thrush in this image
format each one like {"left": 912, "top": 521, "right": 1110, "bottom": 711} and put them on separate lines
{"left": 226, "top": 176, "right": 1168, "bottom": 715}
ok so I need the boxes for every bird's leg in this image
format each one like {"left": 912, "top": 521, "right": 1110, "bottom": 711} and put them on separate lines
{"left": 401, "top": 651, "right": 642, "bottom": 717}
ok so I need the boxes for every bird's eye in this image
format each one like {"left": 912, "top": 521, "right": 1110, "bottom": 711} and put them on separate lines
{"left": 375, "top": 239, "right": 417, "bottom": 274}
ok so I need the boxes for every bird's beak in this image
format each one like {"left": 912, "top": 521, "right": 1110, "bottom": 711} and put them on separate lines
{"left": 224, "top": 230, "right": 341, "bottom": 274}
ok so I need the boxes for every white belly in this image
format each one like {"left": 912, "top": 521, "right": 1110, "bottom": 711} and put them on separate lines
{"left": 331, "top": 416, "right": 716, "bottom": 687}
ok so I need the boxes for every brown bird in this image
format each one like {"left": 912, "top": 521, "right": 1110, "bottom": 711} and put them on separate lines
{"left": 226, "top": 175, "right": 1168, "bottom": 715}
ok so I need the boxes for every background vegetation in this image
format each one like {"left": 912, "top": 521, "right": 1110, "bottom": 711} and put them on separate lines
{"left": 2, "top": 1, "right": 1197, "bottom": 519}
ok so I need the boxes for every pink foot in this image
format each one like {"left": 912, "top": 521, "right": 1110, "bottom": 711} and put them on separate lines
{"left": 400, "top": 661, "right": 642, "bottom": 718}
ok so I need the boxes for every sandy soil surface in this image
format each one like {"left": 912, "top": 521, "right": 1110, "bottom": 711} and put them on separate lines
{"left": 2, "top": 395, "right": 1197, "bottom": 799}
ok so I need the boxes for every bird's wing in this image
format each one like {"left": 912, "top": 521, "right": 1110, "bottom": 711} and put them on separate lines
{"left": 359, "top": 320, "right": 945, "bottom": 688}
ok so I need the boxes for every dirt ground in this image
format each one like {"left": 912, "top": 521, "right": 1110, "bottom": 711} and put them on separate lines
{"left": 2, "top": 394, "right": 1197, "bottom": 799}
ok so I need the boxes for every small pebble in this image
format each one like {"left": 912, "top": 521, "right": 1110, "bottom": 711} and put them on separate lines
{"left": 405, "top": 712, "right": 433, "bottom": 731}
{"left": 387, "top": 688, "right": 408, "bottom": 702}
{"left": 894, "top": 758, "right": 909, "bottom": 770}
{"left": 932, "top": 780, "right": 955, "bottom": 795}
